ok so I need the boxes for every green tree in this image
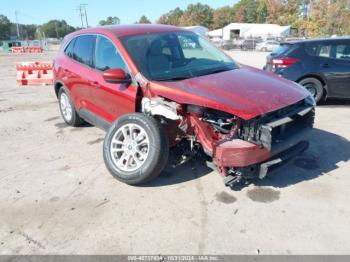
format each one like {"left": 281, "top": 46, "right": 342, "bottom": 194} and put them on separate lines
{"left": 99, "top": 16, "right": 120, "bottom": 26}
{"left": 326, "top": 0, "right": 350, "bottom": 36}
{"left": 256, "top": 0, "right": 268, "bottom": 23}
{"left": 41, "top": 20, "right": 75, "bottom": 38}
{"left": 266, "top": 0, "right": 284, "bottom": 24}
{"left": 212, "top": 6, "right": 234, "bottom": 29}
{"left": 180, "top": 3, "right": 214, "bottom": 29}
{"left": 157, "top": 7, "right": 184, "bottom": 26}
{"left": 232, "top": 0, "right": 258, "bottom": 23}
{"left": 157, "top": 7, "right": 184, "bottom": 25}
{"left": 266, "top": 0, "right": 304, "bottom": 26}
{"left": 137, "top": 15, "right": 151, "bottom": 24}
{"left": 0, "top": 14, "right": 11, "bottom": 39}
{"left": 14, "top": 24, "right": 38, "bottom": 39}
{"left": 297, "top": 0, "right": 350, "bottom": 37}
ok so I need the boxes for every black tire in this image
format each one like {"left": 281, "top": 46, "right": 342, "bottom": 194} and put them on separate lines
{"left": 58, "top": 87, "right": 84, "bottom": 127}
{"left": 103, "top": 113, "right": 169, "bottom": 185}
{"left": 299, "top": 77, "right": 324, "bottom": 103}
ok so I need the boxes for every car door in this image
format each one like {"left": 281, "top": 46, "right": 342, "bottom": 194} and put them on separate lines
{"left": 312, "top": 40, "right": 350, "bottom": 98}
{"left": 64, "top": 34, "right": 97, "bottom": 112}
{"left": 88, "top": 35, "right": 137, "bottom": 123}
{"left": 326, "top": 41, "right": 350, "bottom": 98}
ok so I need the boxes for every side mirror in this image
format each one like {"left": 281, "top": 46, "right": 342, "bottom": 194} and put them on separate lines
{"left": 102, "top": 68, "right": 131, "bottom": 84}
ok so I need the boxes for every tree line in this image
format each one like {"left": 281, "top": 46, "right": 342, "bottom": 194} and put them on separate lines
{"left": 1, "top": 0, "right": 350, "bottom": 40}
{"left": 157, "top": 0, "right": 350, "bottom": 37}
{"left": 0, "top": 14, "right": 151, "bottom": 40}
{"left": 0, "top": 15, "right": 76, "bottom": 40}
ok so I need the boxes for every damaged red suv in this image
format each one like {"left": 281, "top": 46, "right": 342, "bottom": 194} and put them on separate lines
{"left": 54, "top": 25, "right": 315, "bottom": 186}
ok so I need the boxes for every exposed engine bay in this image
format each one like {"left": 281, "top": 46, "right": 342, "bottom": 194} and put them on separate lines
{"left": 141, "top": 96, "right": 315, "bottom": 186}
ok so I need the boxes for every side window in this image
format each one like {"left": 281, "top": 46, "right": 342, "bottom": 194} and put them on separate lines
{"left": 334, "top": 44, "right": 350, "bottom": 60}
{"left": 73, "top": 35, "right": 96, "bottom": 67}
{"left": 305, "top": 43, "right": 318, "bottom": 56}
{"left": 306, "top": 43, "right": 331, "bottom": 58}
{"left": 95, "top": 36, "right": 127, "bottom": 71}
{"left": 319, "top": 45, "right": 331, "bottom": 58}
{"left": 64, "top": 38, "right": 75, "bottom": 58}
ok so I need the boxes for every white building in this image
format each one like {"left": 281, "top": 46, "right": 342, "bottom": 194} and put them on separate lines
{"left": 208, "top": 23, "right": 291, "bottom": 40}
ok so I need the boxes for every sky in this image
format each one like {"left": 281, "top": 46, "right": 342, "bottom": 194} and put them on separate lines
{"left": 1, "top": 0, "right": 238, "bottom": 27}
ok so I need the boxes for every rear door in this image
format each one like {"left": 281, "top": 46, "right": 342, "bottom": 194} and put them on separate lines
{"left": 89, "top": 35, "right": 137, "bottom": 123}
{"left": 310, "top": 40, "right": 350, "bottom": 98}
{"left": 327, "top": 41, "right": 350, "bottom": 97}
{"left": 64, "top": 34, "right": 96, "bottom": 111}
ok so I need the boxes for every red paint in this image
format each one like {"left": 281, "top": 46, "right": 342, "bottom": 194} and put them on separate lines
{"left": 214, "top": 140, "right": 272, "bottom": 168}
{"left": 149, "top": 65, "right": 308, "bottom": 120}
{"left": 188, "top": 115, "right": 220, "bottom": 154}
{"left": 54, "top": 25, "right": 311, "bottom": 177}
{"left": 102, "top": 68, "right": 129, "bottom": 83}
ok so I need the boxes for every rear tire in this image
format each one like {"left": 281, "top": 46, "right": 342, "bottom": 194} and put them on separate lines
{"left": 299, "top": 77, "right": 324, "bottom": 103}
{"left": 103, "top": 113, "right": 169, "bottom": 185}
{"left": 58, "top": 87, "right": 83, "bottom": 127}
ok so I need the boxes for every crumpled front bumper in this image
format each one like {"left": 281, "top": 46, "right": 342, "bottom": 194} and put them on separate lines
{"left": 213, "top": 102, "right": 314, "bottom": 179}
{"left": 214, "top": 127, "right": 312, "bottom": 177}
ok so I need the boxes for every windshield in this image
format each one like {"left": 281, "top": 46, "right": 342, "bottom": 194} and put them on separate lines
{"left": 120, "top": 31, "right": 239, "bottom": 81}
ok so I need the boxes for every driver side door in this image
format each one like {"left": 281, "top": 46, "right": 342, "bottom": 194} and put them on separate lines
{"left": 89, "top": 35, "right": 138, "bottom": 124}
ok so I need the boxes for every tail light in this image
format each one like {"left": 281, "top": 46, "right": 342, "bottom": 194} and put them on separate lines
{"left": 272, "top": 57, "right": 300, "bottom": 68}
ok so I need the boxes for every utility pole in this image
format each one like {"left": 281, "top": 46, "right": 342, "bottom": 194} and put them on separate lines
{"left": 76, "top": 5, "right": 84, "bottom": 28}
{"left": 15, "top": 11, "right": 20, "bottom": 39}
{"left": 81, "top": 4, "right": 89, "bottom": 28}
{"left": 76, "top": 4, "right": 89, "bottom": 28}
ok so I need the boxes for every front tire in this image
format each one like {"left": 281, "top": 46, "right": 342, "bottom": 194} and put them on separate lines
{"left": 103, "top": 113, "right": 169, "bottom": 185}
{"left": 299, "top": 77, "right": 324, "bottom": 103}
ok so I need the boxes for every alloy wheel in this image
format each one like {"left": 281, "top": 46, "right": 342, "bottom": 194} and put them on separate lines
{"left": 110, "top": 124, "right": 150, "bottom": 172}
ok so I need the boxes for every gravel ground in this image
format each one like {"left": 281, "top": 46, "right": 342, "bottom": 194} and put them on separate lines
{"left": 0, "top": 50, "right": 349, "bottom": 255}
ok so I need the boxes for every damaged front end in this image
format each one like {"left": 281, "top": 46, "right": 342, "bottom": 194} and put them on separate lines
{"left": 141, "top": 95, "right": 315, "bottom": 186}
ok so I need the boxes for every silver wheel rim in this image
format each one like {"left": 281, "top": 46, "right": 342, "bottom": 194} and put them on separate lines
{"left": 60, "top": 93, "right": 73, "bottom": 122}
{"left": 110, "top": 124, "right": 150, "bottom": 172}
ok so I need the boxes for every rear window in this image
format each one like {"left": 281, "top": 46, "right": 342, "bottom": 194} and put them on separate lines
{"left": 72, "top": 35, "right": 96, "bottom": 67}
{"left": 64, "top": 38, "right": 75, "bottom": 58}
{"left": 271, "top": 44, "right": 293, "bottom": 55}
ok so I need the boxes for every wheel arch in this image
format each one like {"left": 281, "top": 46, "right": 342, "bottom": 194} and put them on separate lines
{"left": 54, "top": 80, "right": 65, "bottom": 98}
{"left": 296, "top": 74, "right": 328, "bottom": 97}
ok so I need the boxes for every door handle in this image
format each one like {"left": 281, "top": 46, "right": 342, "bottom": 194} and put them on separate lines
{"left": 322, "top": 63, "right": 330, "bottom": 68}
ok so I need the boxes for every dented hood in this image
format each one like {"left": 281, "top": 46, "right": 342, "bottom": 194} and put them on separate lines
{"left": 148, "top": 65, "right": 309, "bottom": 120}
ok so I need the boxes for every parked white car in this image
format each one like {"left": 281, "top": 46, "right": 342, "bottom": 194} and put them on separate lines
{"left": 256, "top": 40, "right": 280, "bottom": 52}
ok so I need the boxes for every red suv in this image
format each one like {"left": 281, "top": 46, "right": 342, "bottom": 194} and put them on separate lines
{"left": 54, "top": 25, "right": 315, "bottom": 186}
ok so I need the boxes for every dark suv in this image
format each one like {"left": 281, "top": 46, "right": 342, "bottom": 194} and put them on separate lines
{"left": 264, "top": 38, "right": 350, "bottom": 102}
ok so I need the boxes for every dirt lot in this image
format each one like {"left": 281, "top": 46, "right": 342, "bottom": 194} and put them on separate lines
{"left": 0, "top": 50, "right": 350, "bottom": 255}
